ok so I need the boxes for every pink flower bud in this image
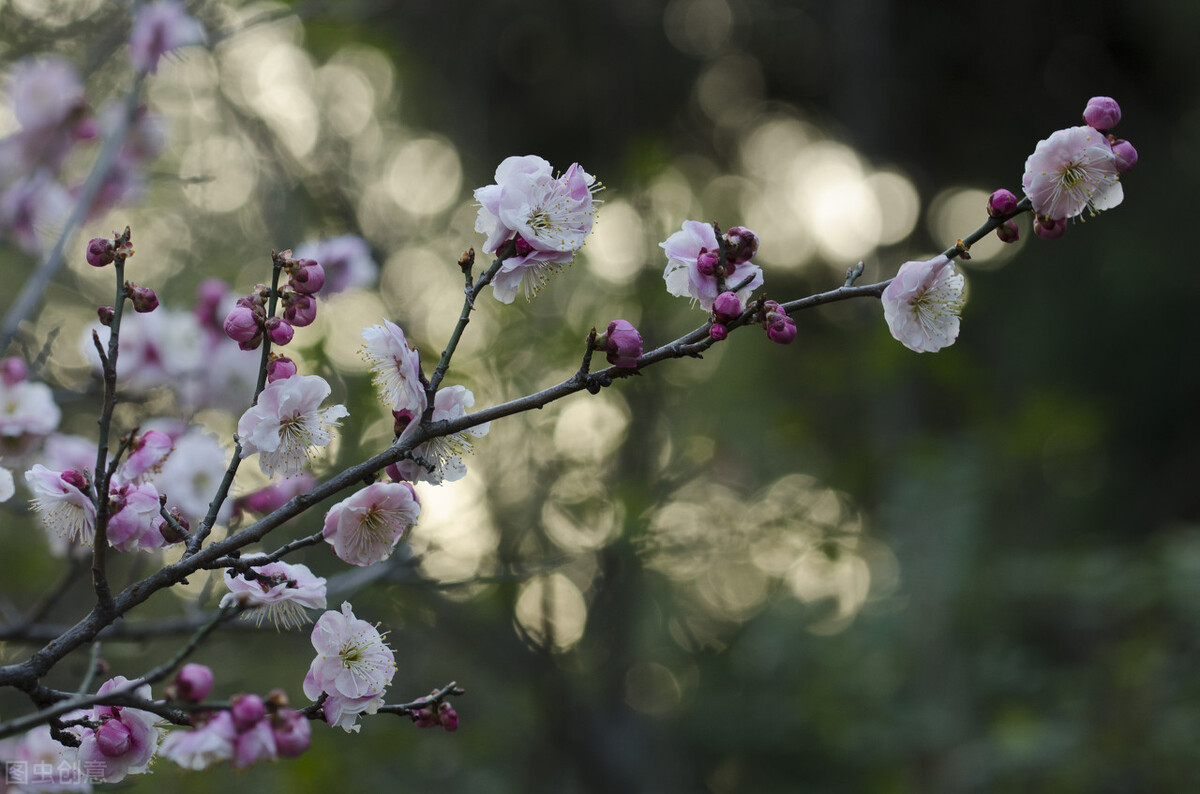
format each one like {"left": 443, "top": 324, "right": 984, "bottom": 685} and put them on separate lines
{"left": 438, "top": 702, "right": 459, "bottom": 732}
{"left": 1111, "top": 139, "right": 1137, "bottom": 173}
{"left": 709, "top": 323, "right": 728, "bottom": 341}
{"left": 283, "top": 294, "right": 317, "bottom": 328}
{"left": 1082, "top": 96, "right": 1121, "bottom": 131}
{"left": 129, "top": 285, "right": 159, "bottom": 313}
{"left": 696, "top": 250, "right": 719, "bottom": 277}
{"left": 86, "top": 237, "right": 115, "bottom": 267}
{"left": 265, "top": 316, "right": 294, "bottom": 346}
{"left": 513, "top": 235, "right": 534, "bottom": 257}
{"left": 996, "top": 220, "right": 1020, "bottom": 243}
{"left": 603, "top": 319, "right": 642, "bottom": 369}
{"left": 231, "top": 693, "right": 266, "bottom": 731}
{"left": 289, "top": 259, "right": 325, "bottom": 295}
{"left": 0, "top": 357, "right": 28, "bottom": 386}
{"left": 95, "top": 718, "right": 133, "bottom": 757}
{"left": 723, "top": 226, "right": 759, "bottom": 265}
{"left": 712, "top": 291, "right": 742, "bottom": 323}
{"left": 1033, "top": 216, "right": 1066, "bottom": 240}
{"left": 266, "top": 356, "right": 298, "bottom": 383}
{"left": 98, "top": 306, "right": 115, "bottom": 326}
{"left": 986, "top": 189, "right": 1018, "bottom": 217}
{"left": 194, "top": 278, "right": 229, "bottom": 328}
{"left": 412, "top": 707, "right": 438, "bottom": 728}
{"left": 223, "top": 304, "right": 261, "bottom": 343}
{"left": 766, "top": 315, "right": 797, "bottom": 344}
{"left": 272, "top": 709, "right": 311, "bottom": 757}
{"left": 61, "top": 469, "right": 87, "bottom": 491}
{"left": 166, "top": 663, "right": 214, "bottom": 702}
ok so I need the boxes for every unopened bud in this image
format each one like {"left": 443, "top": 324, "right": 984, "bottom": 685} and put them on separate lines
{"left": 86, "top": 237, "right": 115, "bottom": 268}
{"left": 986, "top": 189, "right": 1018, "bottom": 217}
{"left": 723, "top": 226, "right": 759, "bottom": 265}
{"left": 0, "top": 357, "right": 28, "bottom": 386}
{"left": 995, "top": 219, "right": 1020, "bottom": 244}
{"left": 223, "top": 304, "right": 261, "bottom": 343}
{"left": 283, "top": 293, "right": 317, "bottom": 328}
{"left": 98, "top": 306, "right": 115, "bottom": 326}
{"left": 712, "top": 291, "right": 742, "bottom": 323}
{"left": 709, "top": 323, "right": 728, "bottom": 341}
{"left": 438, "top": 702, "right": 459, "bottom": 732}
{"left": 129, "top": 284, "right": 159, "bottom": 313}
{"left": 266, "top": 356, "right": 298, "bottom": 383}
{"left": 1082, "top": 96, "right": 1121, "bottom": 131}
{"left": 166, "top": 663, "right": 214, "bottom": 702}
{"left": 411, "top": 707, "right": 438, "bottom": 728}
{"left": 1033, "top": 215, "right": 1066, "bottom": 240}
{"left": 696, "top": 250, "right": 719, "bottom": 277}
{"left": 231, "top": 693, "right": 266, "bottom": 731}
{"left": 289, "top": 259, "right": 325, "bottom": 295}
{"left": 1111, "top": 139, "right": 1137, "bottom": 173}
{"left": 265, "top": 316, "right": 294, "bottom": 346}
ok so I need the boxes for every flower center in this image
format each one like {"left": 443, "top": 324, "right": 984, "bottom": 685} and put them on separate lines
{"left": 1060, "top": 164, "right": 1087, "bottom": 189}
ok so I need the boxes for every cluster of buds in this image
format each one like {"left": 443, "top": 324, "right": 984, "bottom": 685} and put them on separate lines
{"left": 709, "top": 290, "right": 743, "bottom": 340}
{"left": 760, "top": 300, "right": 796, "bottom": 345}
{"left": 222, "top": 250, "right": 325, "bottom": 363}
{"left": 411, "top": 700, "right": 458, "bottom": 732}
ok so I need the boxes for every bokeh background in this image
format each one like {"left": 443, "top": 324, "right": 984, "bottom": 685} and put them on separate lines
{"left": 1, "top": 0, "right": 1198, "bottom": 791}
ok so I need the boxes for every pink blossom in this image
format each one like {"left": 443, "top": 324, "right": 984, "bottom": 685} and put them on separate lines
{"left": 84, "top": 308, "right": 208, "bottom": 393}
{"left": 1082, "top": 96, "right": 1121, "bottom": 131}
{"left": 303, "top": 602, "right": 396, "bottom": 732}
{"left": 159, "top": 711, "right": 236, "bottom": 770}
{"left": 0, "top": 376, "right": 61, "bottom": 439}
{"left": 0, "top": 173, "right": 73, "bottom": 254}
{"left": 1022, "top": 125, "right": 1122, "bottom": 221}
{"left": 129, "top": 0, "right": 206, "bottom": 74}
{"left": 107, "top": 481, "right": 164, "bottom": 552}
{"left": 26, "top": 464, "right": 96, "bottom": 545}
{"left": 322, "top": 482, "right": 420, "bottom": 566}
{"left": 271, "top": 709, "right": 311, "bottom": 757}
{"left": 237, "top": 374, "right": 348, "bottom": 477}
{"left": 219, "top": 560, "right": 327, "bottom": 628}
{"left": 77, "top": 677, "right": 161, "bottom": 783}
{"left": 0, "top": 725, "right": 89, "bottom": 791}
{"left": 661, "top": 220, "right": 764, "bottom": 311}
{"left": 233, "top": 718, "right": 277, "bottom": 768}
{"left": 10, "top": 58, "right": 86, "bottom": 133}
{"left": 293, "top": 235, "right": 378, "bottom": 295}
{"left": 387, "top": 385, "right": 489, "bottom": 484}
{"left": 152, "top": 429, "right": 233, "bottom": 527}
{"left": 474, "top": 155, "right": 600, "bottom": 303}
{"left": 361, "top": 319, "right": 427, "bottom": 415}
{"left": 881, "top": 255, "right": 965, "bottom": 353}
{"left": 119, "top": 430, "right": 173, "bottom": 482}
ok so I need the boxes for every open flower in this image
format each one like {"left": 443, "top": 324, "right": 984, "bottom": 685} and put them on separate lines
{"left": 361, "top": 320, "right": 427, "bottom": 416}
{"left": 881, "top": 255, "right": 965, "bottom": 353}
{"left": 76, "top": 677, "right": 161, "bottom": 783}
{"left": 237, "top": 374, "right": 348, "bottom": 477}
{"left": 388, "top": 385, "right": 489, "bottom": 485}
{"left": 159, "top": 711, "right": 236, "bottom": 770}
{"left": 661, "top": 220, "right": 763, "bottom": 311}
{"left": 1022, "top": 125, "right": 1123, "bottom": 221}
{"left": 303, "top": 602, "right": 396, "bottom": 733}
{"left": 26, "top": 465, "right": 95, "bottom": 545}
{"left": 474, "top": 155, "right": 600, "bottom": 303}
{"left": 323, "top": 482, "right": 420, "bottom": 566}
{"left": 220, "top": 561, "right": 327, "bottom": 628}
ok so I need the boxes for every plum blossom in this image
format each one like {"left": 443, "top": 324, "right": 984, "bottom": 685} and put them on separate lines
{"left": 474, "top": 155, "right": 600, "bottom": 303}
{"left": 361, "top": 320, "right": 426, "bottom": 416}
{"left": 293, "top": 235, "right": 378, "bottom": 295}
{"left": 107, "top": 481, "right": 165, "bottom": 552}
{"left": 26, "top": 465, "right": 95, "bottom": 545}
{"left": 661, "top": 220, "right": 764, "bottom": 311}
{"left": 322, "top": 482, "right": 420, "bottom": 566}
{"left": 387, "top": 385, "right": 489, "bottom": 484}
{"left": 881, "top": 255, "right": 966, "bottom": 353}
{"left": 76, "top": 677, "right": 161, "bottom": 783}
{"left": 129, "top": 0, "right": 206, "bottom": 74}
{"left": 0, "top": 724, "right": 90, "bottom": 791}
{"left": 303, "top": 602, "right": 396, "bottom": 732}
{"left": 159, "top": 711, "right": 236, "bottom": 770}
{"left": 237, "top": 374, "right": 348, "bottom": 477}
{"left": 9, "top": 58, "right": 86, "bottom": 134}
{"left": 118, "top": 429, "right": 173, "bottom": 482}
{"left": 220, "top": 560, "right": 327, "bottom": 628}
{"left": 84, "top": 307, "right": 207, "bottom": 393}
{"left": 153, "top": 429, "right": 233, "bottom": 526}
{"left": 1022, "top": 125, "right": 1122, "bottom": 221}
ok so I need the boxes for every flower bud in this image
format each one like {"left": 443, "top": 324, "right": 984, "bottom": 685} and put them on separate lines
{"left": 0, "top": 357, "right": 28, "bottom": 386}
{"left": 86, "top": 237, "right": 115, "bottom": 268}
{"left": 986, "top": 189, "right": 1018, "bottom": 217}
{"left": 766, "top": 315, "right": 797, "bottom": 345}
{"left": 95, "top": 718, "right": 132, "bottom": 757}
{"left": 411, "top": 707, "right": 438, "bottom": 728}
{"left": 157, "top": 510, "right": 188, "bottom": 544}
{"left": 98, "top": 306, "right": 115, "bottom": 326}
{"left": 513, "top": 235, "right": 534, "bottom": 257}
{"left": 283, "top": 294, "right": 317, "bottom": 328}
{"left": 1082, "top": 96, "right": 1121, "bottom": 131}
{"left": 712, "top": 291, "right": 743, "bottom": 323}
{"left": 194, "top": 278, "right": 228, "bottom": 328}
{"left": 61, "top": 469, "right": 87, "bottom": 491}
{"left": 723, "top": 226, "right": 759, "bottom": 265}
{"left": 223, "top": 305, "right": 261, "bottom": 343}
{"left": 709, "top": 323, "right": 728, "bottom": 341}
{"left": 438, "top": 702, "right": 459, "bottom": 732}
{"left": 272, "top": 709, "right": 311, "bottom": 757}
{"left": 129, "top": 285, "right": 159, "bottom": 313}
{"left": 265, "top": 316, "right": 294, "bottom": 346}
{"left": 695, "top": 250, "right": 719, "bottom": 277}
{"left": 266, "top": 355, "right": 298, "bottom": 383}
{"left": 1033, "top": 215, "right": 1066, "bottom": 240}
{"left": 603, "top": 319, "right": 642, "bottom": 369}
{"left": 289, "top": 259, "right": 325, "bottom": 295}
{"left": 996, "top": 219, "right": 1020, "bottom": 243}
{"left": 166, "top": 663, "right": 214, "bottom": 702}
{"left": 1111, "top": 139, "right": 1137, "bottom": 173}
{"left": 231, "top": 693, "right": 266, "bottom": 731}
